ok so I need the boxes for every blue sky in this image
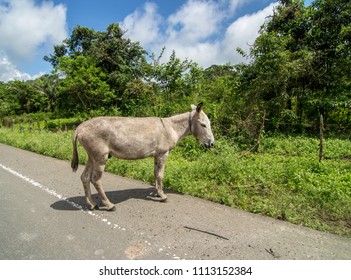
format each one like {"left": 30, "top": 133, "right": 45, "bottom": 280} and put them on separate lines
{"left": 0, "top": 0, "right": 314, "bottom": 82}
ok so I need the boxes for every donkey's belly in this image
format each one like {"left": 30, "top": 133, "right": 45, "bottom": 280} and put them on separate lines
{"left": 109, "top": 142, "right": 157, "bottom": 160}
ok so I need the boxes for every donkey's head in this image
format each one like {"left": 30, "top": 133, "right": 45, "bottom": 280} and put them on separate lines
{"left": 190, "top": 103, "right": 215, "bottom": 148}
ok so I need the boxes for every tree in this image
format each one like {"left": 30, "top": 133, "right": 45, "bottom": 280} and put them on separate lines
{"left": 305, "top": 0, "right": 351, "bottom": 123}
{"left": 0, "top": 82, "right": 19, "bottom": 117}
{"left": 145, "top": 50, "right": 194, "bottom": 115}
{"left": 259, "top": 1, "right": 312, "bottom": 124}
{"left": 44, "top": 25, "right": 96, "bottom": 67}
{"left": 235, "top": 0, "right": 351, "bottom": 133}
{"left": 57, "top": 56, "right": 115, "bottom": 114}
{"left": 92, "top": 23, "right": 147, "bottom": 95}
{"left": 120, "top": 78, "right": 157, "bottom": 116}
{"left": 5, "top": 81, "right": 48, "bottom": 114}
{"left": 32, "top": 74, "right": 60, "bottom": 112}
{"left": 45, "top": 23, "right": 147, "bottom": 114}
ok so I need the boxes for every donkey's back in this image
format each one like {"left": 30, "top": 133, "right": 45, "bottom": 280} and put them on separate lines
{"left": 73, "top": 116, "right": 171, "bottom": 162}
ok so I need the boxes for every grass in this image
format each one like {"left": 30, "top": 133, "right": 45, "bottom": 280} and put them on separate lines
{"left": 1, "top": 127, "right": 351, "bottom": 238}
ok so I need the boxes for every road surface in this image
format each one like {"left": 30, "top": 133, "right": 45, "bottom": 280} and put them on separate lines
{"left": 0, "top": 143, "right": 351, "bottom": 260}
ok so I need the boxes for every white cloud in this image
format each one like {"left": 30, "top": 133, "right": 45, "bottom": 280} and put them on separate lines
{"left": 122, "top": 0, "right": 277, "bottom": 68}
{"left": 0, "top": 51, "right": 40, "bottom": 82}
{"left": 122, "top": 2, "right": 162, "bottom": 49}
{"left": 222, "top": 2, "right": 277, "bottom": 64}
{"left": 0, "top": 0, "right": 67, "bottom": 81}
{"left": 161, "top": 0, "right": 225, "bottom": 66}
{"left": 166, "top": 0, "right": 224, "bottom": 44}
{"left": 227, "top": 0, "right": 252, "bottom": 14}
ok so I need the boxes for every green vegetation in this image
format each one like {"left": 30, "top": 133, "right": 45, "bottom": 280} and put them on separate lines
{"left": 1, "top": 0, "right": 351, "bottom": 237}
{"left": 1, "top": 0, "right": 351, "bottom": 138}
{"left": 1, "top": 128, "right": 351, "bottom": 237}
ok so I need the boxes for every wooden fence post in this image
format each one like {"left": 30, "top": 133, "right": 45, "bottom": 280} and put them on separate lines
{"left": 19, "top": 120, "right": 24, "bottom": 133}
{"left": 253, "top": 110, "right": 266, "bottom": 153}
{"left": 29, "top": 118, "right": 33, "bottom": 132}
{"left": 319, "top": 114, "right": 324, "bottom": 162}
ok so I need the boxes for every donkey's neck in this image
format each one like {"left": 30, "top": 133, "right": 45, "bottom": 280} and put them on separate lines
{"left": 165, "top": 112, "right": 192, "bottom": 143}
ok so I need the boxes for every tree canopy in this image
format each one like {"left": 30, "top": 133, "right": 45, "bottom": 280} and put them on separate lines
{"left": 1, "top": 0, "right": 350, "bottom": 143}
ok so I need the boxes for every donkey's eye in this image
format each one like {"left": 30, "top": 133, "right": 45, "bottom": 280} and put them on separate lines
{"left": 201, "top": 123, "right": 207, "bottom": 128}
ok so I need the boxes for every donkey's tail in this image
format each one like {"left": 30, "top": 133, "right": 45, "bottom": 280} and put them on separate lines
{"left": 71, "top": 130, "right": 79, "bottom": 172}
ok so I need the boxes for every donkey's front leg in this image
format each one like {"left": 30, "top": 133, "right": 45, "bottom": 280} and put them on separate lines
{"left": 154, "top": 152, "right": 169, "bottom": 202}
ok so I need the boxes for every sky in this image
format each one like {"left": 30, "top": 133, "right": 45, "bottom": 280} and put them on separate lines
{"left": 0, "top": 0, "right": 314, "bottom": 82}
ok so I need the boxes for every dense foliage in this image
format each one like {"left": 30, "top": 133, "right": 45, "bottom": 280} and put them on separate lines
{"left": 1, "top": 0, "right": 350, "bottom": 144}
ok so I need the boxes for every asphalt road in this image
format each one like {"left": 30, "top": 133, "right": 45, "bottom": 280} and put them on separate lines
{"left": 1, "top": 143, "right": 351, "bottom": 260}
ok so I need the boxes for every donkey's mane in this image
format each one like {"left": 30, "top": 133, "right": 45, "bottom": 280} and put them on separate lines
{"left": 167, "top": 111, "right": 190, "bottom": 123}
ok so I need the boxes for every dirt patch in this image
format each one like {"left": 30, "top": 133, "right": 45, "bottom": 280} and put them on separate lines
{"left": 124, "top": 242, "right": 147, "bottom": 259}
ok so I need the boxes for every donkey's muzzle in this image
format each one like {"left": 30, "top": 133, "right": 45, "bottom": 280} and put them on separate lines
{"left": 204, "top": 141, "right": 215, "bottom": 148}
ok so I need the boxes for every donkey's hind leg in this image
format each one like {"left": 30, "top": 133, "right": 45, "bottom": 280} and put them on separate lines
{"left": 154, "top": 152, "right": 169, "bottom": 202}
{"left": 91, "top": 162, "right": 116, "bottom": 211}
{"left": 80, "top": 158, "right": 98, "bottom": 210}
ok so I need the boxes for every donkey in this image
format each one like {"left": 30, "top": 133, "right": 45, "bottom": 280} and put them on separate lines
{"left": 71, "top": 102, "right": 214, "bottom": 211}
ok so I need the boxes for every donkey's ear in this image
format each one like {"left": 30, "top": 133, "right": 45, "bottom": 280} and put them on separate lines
{"left": 191, "top": 104, "right": 197, "bottom": 111}
{"left": 196, "top": 102, "right": 204, "bottom": 112}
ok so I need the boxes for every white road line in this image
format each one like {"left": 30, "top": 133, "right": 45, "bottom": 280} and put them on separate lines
{"left": 0, "top": 163, "right": 125, "bottom": 231}
{"left": 0, "top": 162, "right": 183, "bottom": 259}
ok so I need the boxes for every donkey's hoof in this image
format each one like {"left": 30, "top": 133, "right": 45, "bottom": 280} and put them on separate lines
{"left": 158, "top": 194, "right": 168, "bottom": 202}
{"left": 107, "top": 205, "right": 117, "bottom": 212}
{"left": 88, "top": 205, "right": 99, "bottom": 211}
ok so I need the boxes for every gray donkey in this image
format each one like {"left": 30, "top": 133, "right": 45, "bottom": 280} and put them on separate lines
{"left": 71, "top": 103, "right": 214, "bottom": 211}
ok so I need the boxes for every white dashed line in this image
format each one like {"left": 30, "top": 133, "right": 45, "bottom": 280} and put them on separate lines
{"left": 0, "top": 163, "right": 125, "bottom": 231}
{"left": 0, "top": 162, "right": 184, "bottom": 259}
